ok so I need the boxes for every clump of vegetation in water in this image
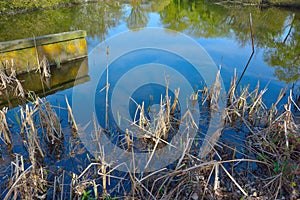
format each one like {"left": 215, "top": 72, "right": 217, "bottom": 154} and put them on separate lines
{"left": 0, "top": 53, "right": 56, "bottom": 108}
{"left": 2, "top": 96, "right": 65, "bottom": 199}
{"left": 0, "top": 70, "right": 299, "bottom": 199}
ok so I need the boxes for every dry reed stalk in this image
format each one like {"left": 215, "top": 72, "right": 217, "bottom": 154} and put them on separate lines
{"left": 132, "top": 102, "right": 149, "bottom": 132}
{"left": 33, "top": 35, "right": 41, "bottom": 74}
{"left": 20, "top": 104, "right": 44, "bottom": 160}
{"left": 61, "top": 170, "right": 65, "bottom": 200}
{"left": 92, "top": 180, "right": 98, "bottom": 199}
{"left": 220, "top": 163, "right": 248, "bottom": 196}
{"left": 171, "top": 88, "right": 180, "bottom": 113}
{"left": 14, "top": 79, "right": 25, "bottom": 98}
{"left": 53, "top": 176, "right": 57, "bottom": 200}
{"left": 209, "top": 70, "right": 221, "bottom": 110}
{"left": 248, "top": 88, "right": 267, "bottom": 117}
{"left": 0, "top": 66, "right": 25, "bottom": 99}
{"left": 190, "top": 89, "right": 199, "bottom": 101}
{"left": 237, "top": 86, "right": 249, "bottom": 115}
{"left": 199, "top": 86, "right": 209, "bottom": 105}
{"left": 40, "top": 55, "right": 51, "bottom": 78}
{"left": 175, "top": 138, "right": 193, "bottom": 170}
{"left": 70, "top": 173, "right": 78, "bottom": 198}
{"left": 165, "top": 76, "right": 171, "bottom": 127}
{"left": 33, "top": 36, "right": 51, "bottom": 78}
{"left": 7, "top": 154, "right": 24, "bottom": 199}
{"left": 92, "top": 113, "right": 103, "bottom": 154}
{"left": 136, "top": 87, "right": 181, "bottom": 143}
{"left": 154, "top": 97, "right": 168, "bottom": 140}
{"left": 251, "top": 80, "right": 260, "bottom": 101}
{"left": 0, "top": 107, "right": 12, "bottom": 146}
{"left": 101, "top": 155, "right": 108, "bottom": 195}
{"left": 227, "top": 69, "right": 238, "bottom": 107}
{"left": 105, "top": 46, "right": 110, "bottom": 129}
{"left": 65, "top": 96, "right": 78, "bottom": 132}
{"left": 138, "top": 101, "right": 149, "bottom": 130}
{"left": 9, "top": 59, "right": 16, "bottom": 74}
{"left": 9, "top": 61, "right": 25, "bottom": 98}
{"left": 266, "top": 88, "right": 286, "bottom": 125}
{"left": 125, "top": 128, "right": 132, "bottom": 150}
{"left": 0, "top": 68, "right": 11, "bottom": 90}
{"left": 213, "top": 162, "right": 220, "bottom": 194}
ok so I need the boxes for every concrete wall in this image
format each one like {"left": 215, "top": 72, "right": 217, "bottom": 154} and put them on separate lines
{"left": 0, "top": 30, "right": 87, "bottom": 74}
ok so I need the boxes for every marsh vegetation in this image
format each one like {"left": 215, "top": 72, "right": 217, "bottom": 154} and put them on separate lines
{"left": 0, "top": 65, "right": 299, "bottom": 199}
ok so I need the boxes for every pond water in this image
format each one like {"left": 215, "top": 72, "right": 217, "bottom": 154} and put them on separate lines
{"left": 1, "top": 1, "right": 299, "bottom": 97}
{"left": 0, "top": 0, "right": 300, "bottom": 198}
{"left": 0, "top": 1, "right": 299, "bottom": 118}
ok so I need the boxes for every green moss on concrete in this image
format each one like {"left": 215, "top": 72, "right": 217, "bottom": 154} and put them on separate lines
{"left": 0, "top": 31, "right": 87, "bottom": 74}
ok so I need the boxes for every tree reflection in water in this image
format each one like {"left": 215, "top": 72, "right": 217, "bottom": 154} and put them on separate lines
{"left": 126, "top": 0, "right": 149, "bottom": 30}
{"left": 0, "top": 0, "right": 299, "bottom": 84}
